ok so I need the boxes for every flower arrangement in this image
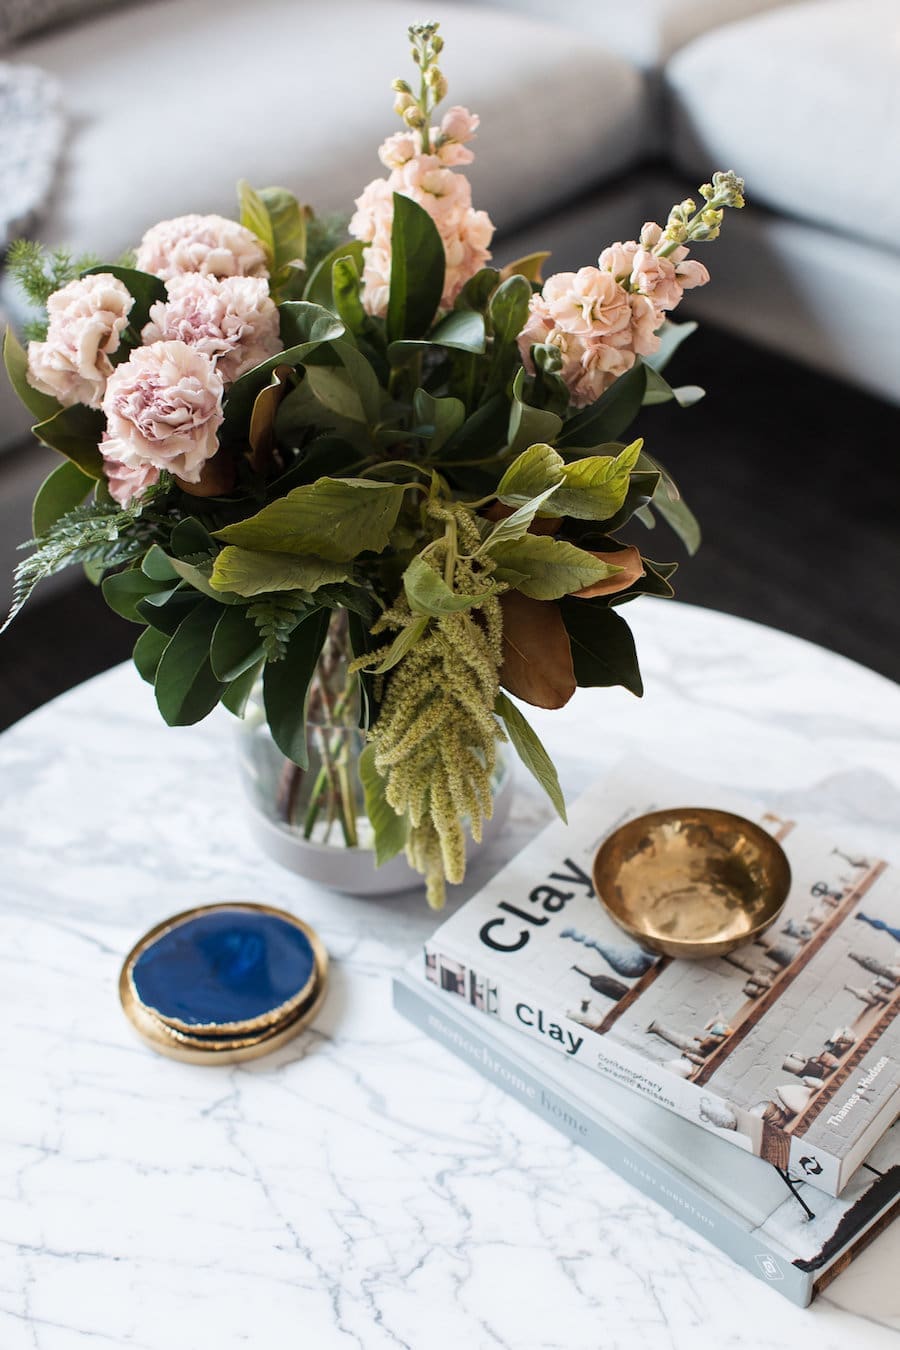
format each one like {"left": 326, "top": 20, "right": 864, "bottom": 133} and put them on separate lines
{"left": 3, "top": 22, "right": 744, "bottom": 906}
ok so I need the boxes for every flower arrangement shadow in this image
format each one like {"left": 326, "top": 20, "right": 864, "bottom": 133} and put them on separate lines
{"left": 2, "top": 22, "right": 744, "bottom": 906}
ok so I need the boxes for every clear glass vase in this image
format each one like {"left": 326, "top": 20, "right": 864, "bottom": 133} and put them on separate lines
{"left": 236, "top": 614, "right": 515, "bottom": 896}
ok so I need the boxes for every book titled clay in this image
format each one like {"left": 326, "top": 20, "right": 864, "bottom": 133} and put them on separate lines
{"left": 424, "top": 763, "right": 900, "bottom": 1196}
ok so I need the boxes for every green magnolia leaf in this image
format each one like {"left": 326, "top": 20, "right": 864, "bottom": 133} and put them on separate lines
{"left": 32, "top": 460, "right": 92, "bottom": 535}
{"left": 358, "top": 743, "right": 408, "bottom": 865}
{"left": 136, "top": 589, "right": 203, "bottom": 635}
{"left": 480, "top": 484, "right": 560, "bottom": 552}
{"left": 485, "top": 274, "right": 532, "bottom": 397}
{"left": 454, "top": 267, "right": 500, "bottom": 313}
{"left": 103, "top": 568, "right": 174, "bottom": 623}
{"left": 372, "top": 613, "right": 428, "bottom": 674}
{"left": 303, "top": 239, "right": 365, "bottom": 310}
{"left": 497, "top": 442, "right": 565, "bottom": 506}
{"left": 413, "top": 388, "right": 465, "bottom": 454}
{"left": 556, "top": 361, "right": 647, "bottom": 449}
{"left": 494, "top": 691, "right": 566, "bottom": 822}
{"left": 154, "top": 600, "right": 229, "bottom": 726}
{"left": 132, "top": 624, "right": 170, "bottom": 684}
{"left": 81, "top": 264, "right": 166, "bottom": 334}
{"left": 640, "top": 451, "right": 701, "bottom": 555}
{"left": 550, "top": 439, "right": 642, "bottom": 520}
{"left": 141, "top": 544, "right": 179, "bottom": 582}
{"left": 221, "top": 660, "right": 263, "bottom": 718}
{"left": 210, "top": 546, "right": 349, "bottom": 597}
{"left": 210, "top": 606, "right": 265, "bottom": 682}
{"left": 3, "top": 326, "right": 61, "bottom": 422}
{"left": 388, "top": 308, "right": 486, "bottom": 364}
{"left": 643, "top": 318, "right": 697, "bottom": 373}
{"left": 331, "top": 255, "right": 366, "bottom": 335}
{"left": 31, "top": 404, "right": 104, "bottom": 478}
{"left": 221, "top": 302, "right": 344, "bottom": 435}
{"left": 642, "top": 365, "right": 705, "bottom": 408}
{"left": 403, "top": 554, "right": 493, "bottom": 616}
{"left": 507, "top": 370, "right": 563, "bottom": 457}
{"left": 436, "top": 394, "right": 508, "bottom": 464}
{"left": 262, "top": 608, "right": 331, "bottom": 766}
{"left": 386, "top": 193, "right": 445, "bottom": 342}
{"left": 214, "top": 478, "right": 407, "bottom": 561}
{"left": 559, "top": 598, "right": 643, "bottom": 696}
{"left": 168, "top": 555, "right": 243, "bottom": 604}
{"left": 489, "top": 535, "right": 620, "bottom": 600}
{"left": 499, "top": 251, "right": 551, "bottom": 284}
{"left": 238, "top": 182, "right": 307, "bottom": 270}
{"left": 170, "top": 516, "right": 216, "bottom": 561}
{"left": 305, "top": 339, "right": 382, "bottom": 425}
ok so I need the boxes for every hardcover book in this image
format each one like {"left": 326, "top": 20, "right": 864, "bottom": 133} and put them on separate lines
{"left": 423, "top": 763, "right": 900, "bottom": 1195}
{"left": 394, "top": 969, "right": 899, "bottom": 1307}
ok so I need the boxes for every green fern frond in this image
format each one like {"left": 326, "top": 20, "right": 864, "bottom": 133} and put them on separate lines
{"left": 6, "top": 240, "right": 103, "bottom": 310}
{"left": 247, "top": 593, "right": 313, "bottom": 661}
{"left": 5, "top": 499, "right": 164, "bottom": 631}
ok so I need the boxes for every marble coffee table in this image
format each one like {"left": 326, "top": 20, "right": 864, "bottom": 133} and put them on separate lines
{"left": 2, "top": 599, "right": 899, "bottom": 1350}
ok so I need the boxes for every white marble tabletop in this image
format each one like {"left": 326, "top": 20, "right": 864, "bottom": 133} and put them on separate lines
{"left": 2, "top": 598, "right": 900, "bottom": 1350}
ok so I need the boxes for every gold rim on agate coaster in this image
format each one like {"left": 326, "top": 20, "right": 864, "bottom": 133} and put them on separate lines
{"left": 592, "top": 807, "right": 792, "bottom": 959}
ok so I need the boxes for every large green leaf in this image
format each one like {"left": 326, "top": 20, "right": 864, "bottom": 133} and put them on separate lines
{"left": 485, "top": 274, "right": 532, "bottom": 397}
{"left": 454, "top": 267, "right": 500, "bottom": 314}
{"left": 103, "top": 568, "right": 174, "bottom": 622}
{"left": 304, "top": 339, "right": 382, "bottom": 425}
{"left": 210, "top": 606, "right": 265, "bottom": 682}
{"left": 494, "top": 692, "right": 566, "bottom": 821}
{"left": 403, "top": 554, "right": 493, "bottom": 616}
{"left": 214, "top": 478, "right": 407, "bottom": 561}
{"left": 480, "top": 484, "right": 560, "bottom": 552}
{"left": 221, "top": 302, "right": 344, "bottom": 434}
{"left": 210, "top": 546, "right": 349, "bottom": 597}
{"left": 168, "top": 555, "right": 243, "bottom": 604}
{"left": 358, "top": 743, "right": 409, "bottom": 865}
{"left": 559, "top": 598, "right": 643, "bottom": 696}
{"left": 643, "top": 318, "right": 697, "bottom": 373}
{"left": 154, "top": 600, "right": 228, "bottom": 726}
{"left": 507, "top": 370, "right": 563, "bottom": 457}
{"left": 221, "top": 660, "right": 264, "bottom": 717}
{"left": 437, "top": 394, "right": 508, "bottom": 464}
{"left": 262, "top": 608, "right": 331, "bottom": 766}
{"left": 497, "top": 442, "right": 565, "bottom": 506}
{"left": 32, "top": 460, "right": 92, "bottom": 535}
{"left": 132, "top": 625, "right": 171, "bottom": 684}
{"left": 643, "top": 365, "right": 704, "bottom": 408}
{"left": 81, "top": 264, "right": 166, "bottom": 334}
{"left": 303, "top": 239, "right": 365, "bottom": 310}
{"left": 3, "top": 326, "right": 61, "bottom": 422}
{"left": 413, "top": 388, "right": 465, "bottom": 454}
{"left": 238, "top": 182, "right": 307, "bottom": 270}
{"left": 641, "top": 451, "right": 702, "bottom": 555}
{"left": 388, "top": 308, "right": 486, "bottom": 362}
{"left": 556, "top": 361, "right": 647, "bottom": 449}
{"left": 489, "top": 535, "right": 620, "bottom": 600}
{"left": 550, "top": 439, "right": 642, "bottom": 520}
{"left": 31, "top": 404, "right": 104, "bottom": 477}
{"left": 331, "top": 255, "right": 366, "bottom": 336}
{"left": 386, "top": 193, "right": 445, "bottom": 343}
{"left": 136, "top": 588, "right": 203, "bottom": 635}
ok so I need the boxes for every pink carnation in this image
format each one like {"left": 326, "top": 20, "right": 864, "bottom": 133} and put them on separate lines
{"left": 27, "top": 273, "right": 133, "bottom": 410}
{"left": 135, "top": 214, "right": 268, "bottom": 282}
{"left": 350, "top": 135, "right": 494, "bottom": 315}
{"left": 142, "top": 275, "right": 282, "bottom": 385}
{"left": 100, "top": 340, "right": 224, "bottom": 484}
{"left": 103, "top": 458, "right": 160, "bottom": 507}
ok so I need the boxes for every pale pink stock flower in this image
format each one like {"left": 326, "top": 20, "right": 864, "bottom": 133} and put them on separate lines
{"left": 350, "top": 105, "right": 493, "bottom": 315}
{"left": 100, "top": 340, "right": 224, "bottom": 484}
{"left": 135, "top": 214, "right": 268, "bottom": 282}
{"left": 26, "top": 273, "right": 133, "bottom": 409}
{"left": 103, "top": 457, "right": 160, "bottom": 507}
{"left": 142, "top": 275, "right": 282, "bottom": 385}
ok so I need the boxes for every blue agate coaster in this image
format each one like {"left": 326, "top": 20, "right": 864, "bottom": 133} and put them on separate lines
{"left": 120, "top": 903, "right": 328, "bottom": 1060}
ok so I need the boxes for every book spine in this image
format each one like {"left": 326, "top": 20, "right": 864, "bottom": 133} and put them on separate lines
{"left": 422, "top": 938, "right": 848, "bottom": 1196}
{"left": 393, "top": 976, "right": 814, "bottom": 1307}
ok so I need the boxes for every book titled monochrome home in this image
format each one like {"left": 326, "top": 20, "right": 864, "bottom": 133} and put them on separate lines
{"left": 394, "top": 969, "right": 899, "bottom": 1307}
{"left": 424, "top": 764, "right": 900, "bottom": 1196}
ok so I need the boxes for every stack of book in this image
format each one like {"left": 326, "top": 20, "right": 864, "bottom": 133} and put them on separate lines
{"left": 393, "top": 764, "right": 900, "bottom": 1307}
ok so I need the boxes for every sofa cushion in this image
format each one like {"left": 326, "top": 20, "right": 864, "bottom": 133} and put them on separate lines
{"left": 667, "top": 0, "right": 900, "bottom": 254}
{"left": 452, "top": 0, "right": 801, "bottom": 68}
{"left": 8, "top": 0, "right": 648, "bottom": 264}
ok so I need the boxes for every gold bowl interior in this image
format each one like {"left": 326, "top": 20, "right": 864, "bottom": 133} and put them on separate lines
{"left": 592, "top": 808, "right": 792, "bottom": 959}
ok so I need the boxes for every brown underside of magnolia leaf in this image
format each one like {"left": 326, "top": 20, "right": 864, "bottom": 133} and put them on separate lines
{"left": 499, "top": 590, "right": 576, "bottom": 709}
{"left": 247, "top": 363, "right": 294, "bottom": 474}
{"left": 573, "top": 543, "right": 645, "bottom": 598}
{"left": 176, "top": 450, "right": 237, "bottom": 498}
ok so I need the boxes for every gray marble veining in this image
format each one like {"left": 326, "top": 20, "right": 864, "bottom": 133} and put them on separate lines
{"left": 1, "top": 599, "right": 899, "bottom": 1349}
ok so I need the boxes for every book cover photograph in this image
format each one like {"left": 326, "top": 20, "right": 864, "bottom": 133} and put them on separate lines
{"left": 394, "top": 971, "right": 900, "bottom": 1307}
{"left": 424, "top": 764, "right": 900, "bottom": 1195}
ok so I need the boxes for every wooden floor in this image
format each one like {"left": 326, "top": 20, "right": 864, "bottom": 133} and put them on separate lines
{"left": 1, "top": 325, "right": 898, "bottom": 732}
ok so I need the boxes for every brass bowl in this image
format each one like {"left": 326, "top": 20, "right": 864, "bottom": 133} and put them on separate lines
{"left": 592, "top": 807, "right": 792, "bottom": 960}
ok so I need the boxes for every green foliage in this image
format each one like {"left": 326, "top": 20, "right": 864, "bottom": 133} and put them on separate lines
{"left": 557, "top": 361, "right": 648, "bottom": 449}
{"left": 32, "top": 460, "right": 93, "bottom": 534}
{"left": 214, "top": 478, "right": 408, "bottom": 562}
{"left": 559, "top": 598, "right": 643, "bottom": 696}
{"left": 494, "top": 692, "right": 566, "bottom": 821}
{"left": 210, "top": 606, "right": 265, "bottom": 681}
{"left": 489, "top": 535, "right": 620, "bottom": 600}
{"left": 3, "top": 327, "right": 60, "bottom": 421}
{"left": 262, "top": 608, "right": 331, "bottom": 766}
{"left": 6, "top": 239, "right": 100, "bottom": 311}
{"left": 358, "top": 744, "right": 409, "bottom": 865}
{"left": 31, "top": 404, "right": 105, "bottom": 477}
{"left": 6, "top": 499, "right": 161, "bottom": 630}
{"left": 80, "top": 264, "right": 165, "bottom": 335}
{"left": 386, "top": 193, "right": 445, "bottom": 342}
{"left": 154, "top": 600, "right": 228, "bottom": 727}
{"left": 246, "top": 592, "right": 312, "bottom": 661}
